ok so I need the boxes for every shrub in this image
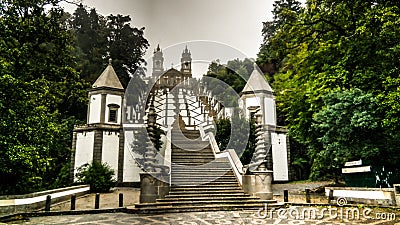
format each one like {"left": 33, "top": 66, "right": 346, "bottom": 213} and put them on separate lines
{"left": 76, "top": 161, "right": 116, "bottom": 192}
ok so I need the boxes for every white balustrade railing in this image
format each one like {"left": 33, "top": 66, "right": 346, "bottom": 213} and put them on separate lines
{"left": 198, "top": 125, "right": 244, "bottom": 186}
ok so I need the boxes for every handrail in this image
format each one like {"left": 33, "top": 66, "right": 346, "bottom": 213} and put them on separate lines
{"left": 215, "top": 150, "right": 243, "bottom": 185}
{"left": 207, "top": 132, "right": 220, "bottom": 154}
{"left": 199, "top": 125, "right": 243, "bottom": 185}
{"left": 164, "top": 125, "right": 172, "bottom": 185}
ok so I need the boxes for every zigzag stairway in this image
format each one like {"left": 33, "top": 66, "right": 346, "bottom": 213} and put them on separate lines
{"left": 130, "top": 123, "right": 277, "bottom": 213}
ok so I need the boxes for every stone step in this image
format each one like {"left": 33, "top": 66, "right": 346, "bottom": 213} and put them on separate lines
{"left": 171, "top": 157, "right": 215, "bottom": 160}
{"left": 171, "top": 155, "right": 215, "bottom": 160}
{"left": 171, "top": 182, "right": 239, "bottom": 186}
{"left": 169, "top": 191, "right": 244, "bottom": 195}
{"left": 172, "top": 149, "right": 212, "bottom": 152}
{"left": 172, "top": 149, "right": 213, "bottom": 153}
{"left": 172, "top": 157, "right": 215, "bottom": 161}
{"left": 165, "top": 193, "right": 250, "bottom": 198}
{"left": 172, "top": 161, "right": 232, "bottom": 167}
{"left": 128, "top": 202, "right": 281, "bottom": 214}
{"left": 172, "top": 130, "right": 200, "bottom": 134}
{"left": 168, "top": 190, "right": 244, "bottom": 195}
{"left": 172, "top": 152, "right": 214, "bottom": 156}
{"left": 172, "top": 162, "right": 216, "bottom": 165}
{"left": 171, "top": 170, "right": 234, "bottom": 174}
{"left": 171, "top": 182, "right": 239, "bottom": 187}
{"left": 171, "top": 169, "right": 233, "bottom": 173}
{"left": 171, "top": 180, "right": 238, "bottom": 185}
{"left": 171, "top": 130, "right": 200, "bottom": 134}
{"left": 158, "top": 196, "right": 260, "bottom": 202}
{"left": 172, "top": 162, "right": 230, "bottom": 166}
{"left": 171, "top": 134, "right": 201, "bottom": 139}
{"left": 171, "top": 163, "right": 218, "bottom": 166}
{"left": 172, "top": 167, "right": 232, "bottom": 170}
{"left": 171, "top": 144, "right": 210, "bottom": 149}
{"left": 171, "top": 175, "right": 235, "bottom": 179}
{"left": 172, "top": 171, "right": 233, "bottom": 175}
{"left": 134, "top": 199, "right": 277, "bottom": 208}
{"left": 172, "top": 148, "right": 212, "bottom": 152}
{"left": 171, "top": 140, "right": 209, "bottom": 144}
{"left": 171, "top": 175, "right": 237, "bottom": 179}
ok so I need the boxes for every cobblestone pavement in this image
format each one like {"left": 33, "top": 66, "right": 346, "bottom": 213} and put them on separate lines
{"left": 50, "top": 182, "right": 332, "bottom": 211}
{"left": 9, "top": 208, "right": 399, "bottom": 225}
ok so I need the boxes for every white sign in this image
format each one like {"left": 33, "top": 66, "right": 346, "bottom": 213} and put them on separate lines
{"left": 271, "top": 133, "right": 289, "bottom": 181}
{"left": 342, "top": 166, "right": 371, "bottom": 174}
{"left": 344, "top": 159, "right": 362, "bottom": 167}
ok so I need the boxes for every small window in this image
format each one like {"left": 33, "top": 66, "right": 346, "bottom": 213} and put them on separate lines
{"left": 109, "top": 109, "right": 117, "bottom": 122}
{"left": 108, "top": 104, "right": 120, "bottom": 123}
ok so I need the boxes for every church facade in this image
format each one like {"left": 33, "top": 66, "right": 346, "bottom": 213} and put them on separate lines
{"left": 71, "top": 46, "right": 291, "bottom": 185}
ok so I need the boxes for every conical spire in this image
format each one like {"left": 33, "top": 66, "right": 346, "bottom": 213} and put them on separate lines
{"left": 242, "top": 64, "right": 273, "bottom": 93}
{"left": 92, "top": 59, "right": 124, "bottom": 90}
{"left": 184, "top": 45, "right": 189, "bottom": 53}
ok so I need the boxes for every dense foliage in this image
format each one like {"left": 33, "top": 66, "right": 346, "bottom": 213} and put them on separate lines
{"left": 0, "top": 1, "right": 149, "bottom": 194}
{"left": 76, "top": 161, "right": 116, "bottom": 193}
{"left": 0, "top": 0, "right": 87, "bottom": 194}
{"left": 215, "top": 116, "right": 256, "bottom": 165}
{"left": 69, "top": 4, "right": 149, "bottom": 87}
{"left": 258, "top": 0, "right": 400, "bottom": 181}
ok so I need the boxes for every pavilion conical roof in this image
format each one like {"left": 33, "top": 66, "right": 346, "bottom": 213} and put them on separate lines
{"left": 242, "top": 64, "right": 273, "bottom": 93}
{"left": 92, "top": 59, "right": 124, "bottom": 90}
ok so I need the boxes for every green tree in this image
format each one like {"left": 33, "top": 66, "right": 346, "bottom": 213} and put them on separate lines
{"left": 204, "top": 58, "right": 254, "bottom": 96}
{"left": 107, "top": 14, "right": 149, "bottom": 87}
{"left": 0, "top": 0, "right": 87, "bottom": 194}
{"left": 262, "top": 0, "right": 400, "bottom": 180}
{"left": 257, "top": 0, "right": 302, "bottom": 73}
{"left": 70, "top": 5, "right": 108, "bottom": 83}
{"left": 310, "top": 89, "right": 384, "bottom": 182}
{"left": 76, "top": 161, "right": 116, "bottom": 193}
{"left": 69, "top": 6, "right": 149, "bottom": 88}
{"left": 215, "top": 116, "right": 255, "bottom": 165}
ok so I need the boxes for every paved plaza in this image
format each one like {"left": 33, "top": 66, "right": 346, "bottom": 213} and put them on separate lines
{"left": 8, "top": 209, "right": 399, "bottom": 225}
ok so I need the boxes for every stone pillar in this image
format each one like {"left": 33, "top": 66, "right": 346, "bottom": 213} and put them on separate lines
{"left": 144, "top": 97, "right": 157, "bottom": 172}
{"left": 139, "top": 96, "right": 171, "bottom": 203}
{"left": 253, "top": 170, "right": 273, "bottom": 200}
{"left": 245, "top": 111, "right": 273, "bottom": 200}
{"left": 139, "top": 172, "right": 170, "bottom": 203}
{"left": 139, "top": 173, "right": 157, "bottom": 203}
{"left": 242, "top": 174, "right": 256, "bottom": 195}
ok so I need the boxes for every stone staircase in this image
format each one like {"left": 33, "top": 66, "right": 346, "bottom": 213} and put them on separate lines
{"left": 129, "top": 127, "right": 277, "bottom": 213}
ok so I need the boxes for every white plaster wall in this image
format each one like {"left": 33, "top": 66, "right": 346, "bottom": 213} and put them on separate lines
{"left": 101, "top": 132, "right": 119, "bottom": 180}
{"left": 105, "top": 95, "right": 122, "bottom": 124}
{"left": 271, "top": 132, "right": 289, "bottom": 181}
{"left": 244, "top": 96, "right": 261, "bottom": 118}
{"left": 123, "top": 130, "right": 143, "bottom": 182}
{"left": 264, "top": 98, "right": 276, "bottom": 126}
{"left": 74, "top": 131, "right": 95, "bottom": 178}
{"left": 88, "top": 94, "right": 101, "bottom": 124}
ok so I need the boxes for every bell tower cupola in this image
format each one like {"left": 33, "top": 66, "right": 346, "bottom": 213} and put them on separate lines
{"left": 180, "top": 45, "right": 192, "bottom": 78}
{"left": 152, "top": 44, "right": 164, "bottom": 77}
{"left": 88, "top": 59, "right": 124, "bottom": 125}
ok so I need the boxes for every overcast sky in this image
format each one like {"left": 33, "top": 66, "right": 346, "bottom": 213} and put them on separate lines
{"left": 60, "top": 0, "right": 292, "bottom": 77}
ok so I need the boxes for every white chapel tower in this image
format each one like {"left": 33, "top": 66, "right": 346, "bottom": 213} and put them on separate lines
{"left": 240, "top": 65, "right": 290, "bottom": 181}
{"left": 71, "top": 60, "right": 125, "bottom": 182}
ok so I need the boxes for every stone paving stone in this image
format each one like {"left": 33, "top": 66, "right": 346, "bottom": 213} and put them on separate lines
{"left": 9, "top": 209, "right": 398, "bottom": 225}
